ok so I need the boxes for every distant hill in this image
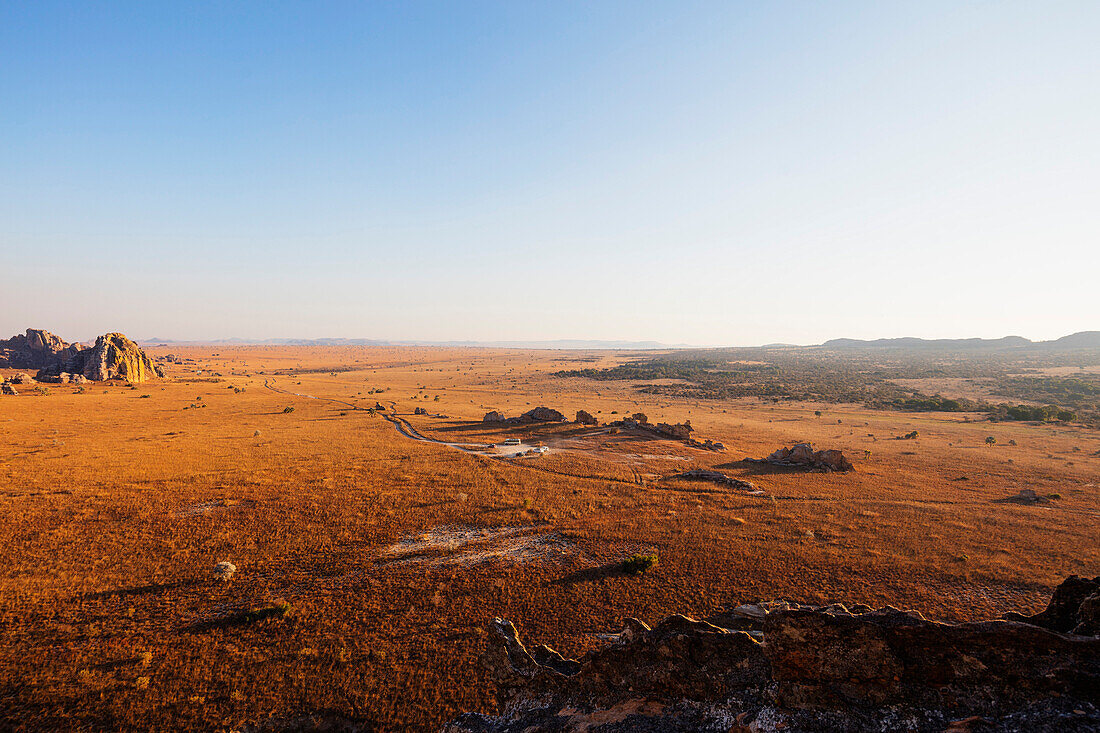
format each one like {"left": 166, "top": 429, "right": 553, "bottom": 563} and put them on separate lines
{"left": 400, "top": 339, "right": 684, "bottom": 350}
{"left": 141, "top": 337, "right": 686, "bottom": 350}
{"left": 821, "top": 333, "right": 1098, "bottom": 351}
{"left": 822, "top": 336, "right": 1032, "bottom": 350}
{"left": 143, "top": 337, "right": 390, "bottom": 346}
{"left": 1044, "top": 331, "right": 1100, "bottom": 349}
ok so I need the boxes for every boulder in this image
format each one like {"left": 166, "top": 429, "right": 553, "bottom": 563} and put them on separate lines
{"left": 1004, "top": 575, "right": 1100, "bottom": 636}
{"left": 9, "top": 373, "right": 34, "bottom": 384}
{"left": 483, "top": 410, "right": 506, "bottom": 423}
{"left": 996, "top": 488, "right": 1050, "bottom": 505}
{"left": 574, "top": 410, "right": 598, "bottom": 426}
{"left": 788, "top": 442, "right": 816, "bottom": 464}
{"left": 520, "top": 406, "right": 565, "bottom": 422}
{"left": 814, "top": 448, "right": 854, "bottom": 472}
{"left": 750, "top": 443, "right": 855, "bottom": 471}
{"left": 1, "top": 383, "right": 17, "bottom": 396}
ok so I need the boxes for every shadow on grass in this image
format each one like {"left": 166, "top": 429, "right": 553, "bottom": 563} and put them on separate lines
{"left": 80, "top": 579, "right": 201, "bottom": 601}
{"left": 181, "top": 602, "right": 291, "bottom": 633}
{"left": 715, "top": 459, "right": 810, "bottom": 476}
{"left": 551, "top": 562, "right": 630, "bottom": 586}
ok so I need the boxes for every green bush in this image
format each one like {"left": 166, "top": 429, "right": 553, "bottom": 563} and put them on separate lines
{"left": 621, "top": 554, "right": 658, "bottom": 575}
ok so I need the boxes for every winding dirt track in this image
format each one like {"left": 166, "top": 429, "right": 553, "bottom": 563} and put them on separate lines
{"left": 261, "top": 380, "right": 809, "bottom": 498}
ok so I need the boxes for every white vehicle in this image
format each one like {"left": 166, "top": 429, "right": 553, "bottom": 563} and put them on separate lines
{"left": 502, "top": 438, "right": 521, "bottom": 446}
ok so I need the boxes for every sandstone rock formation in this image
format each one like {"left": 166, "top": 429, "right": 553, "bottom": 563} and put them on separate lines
{"left": 748, "top": 443, "right": 855, "bottom": 471}
{"left": 447, "top": 576, "right": 1100, "bottom": 732}
{"left": 1005, "top": 574, "right": 1099, "bottom": 636}
{"left": 654, "top": 420, "right": 693, "bottom": 440}
{"left": 483, "top": 411, "right": 506, "bottom": 423}
{"left": 574, "top": 410, "right": 598, "bottom": 426}
{"left": 38, "top": 333, "right": 163, "bottom": 383}
{"left": 520, "top": 406, "right": 566, "bottom": 423}
{"left": 671, "top": 469, "right": 757, "bottom": 492}
{"left": 0, "top": 328, "right": 85, "bottom": 369}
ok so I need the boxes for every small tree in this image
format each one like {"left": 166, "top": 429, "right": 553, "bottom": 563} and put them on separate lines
{"left": 985, "top": 436, "right": 997, "bottom": 447}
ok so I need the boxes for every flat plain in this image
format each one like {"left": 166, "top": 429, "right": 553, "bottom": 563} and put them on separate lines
{"left": 2, "top": 345, "right": 1098, "bottom": 730}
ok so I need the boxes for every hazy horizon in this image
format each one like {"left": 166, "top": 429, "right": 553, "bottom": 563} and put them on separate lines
{"left": 3, "top": 2, "right": 1098, "bottom": 344}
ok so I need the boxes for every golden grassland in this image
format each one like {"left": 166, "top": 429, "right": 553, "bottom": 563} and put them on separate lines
{"left": 1, "top": 345, "right": 1098, "bottom": 730}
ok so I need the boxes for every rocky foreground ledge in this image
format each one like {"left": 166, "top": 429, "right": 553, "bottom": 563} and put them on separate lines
{"left": 446, "top": 576, "right": 1100, "bottom": 732}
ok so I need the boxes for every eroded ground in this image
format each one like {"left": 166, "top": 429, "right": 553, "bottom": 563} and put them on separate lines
{"left": 1, "top": 345, "right": 1098, "bottom": 730}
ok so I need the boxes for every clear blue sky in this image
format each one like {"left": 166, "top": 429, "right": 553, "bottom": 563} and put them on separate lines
{"left": 2, "top": 2, "right": 1097, "bottom": 345}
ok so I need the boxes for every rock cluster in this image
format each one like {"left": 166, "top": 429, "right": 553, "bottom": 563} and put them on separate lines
{"left": 447, "top": 576, "right": 1100, "bottom": 732}
{"left": 482, "top": 407, "right": 567, "bottom": 425}
{"left": 654, "top": 421, "right": 693, "bottom": 440}
{"left": 608, "top": 416, "right": 725, "bottom": 451}
{"left": 748, "top": 443, "right": 854, "bottom": 471}
{"left": 574, "top": 410, "right": 598, "bottom": 426}
{"left": 670, "top": 469, "right": 757, "bottom": 492}
{"left": 0, "top": 328, "right": 85, "bottom": 369}
{"left": 39, "top": 333, "right": 163, "bottom": 383}
{"left": 1, "top": 382, "right": 17, "bottom": 396}
{"left": 521, "top": 406, "right": 566, "bottom": 422}
{"left": 2, "top": 329, "right": 162, "bottom": 383}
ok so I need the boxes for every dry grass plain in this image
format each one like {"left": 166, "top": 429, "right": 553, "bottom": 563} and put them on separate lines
{"left": 2, "top": 345, "right": 1098, "bottom": 731}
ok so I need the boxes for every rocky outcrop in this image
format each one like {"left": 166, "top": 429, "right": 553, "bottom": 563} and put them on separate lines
{"left": 447, "top": 576, "right": 1100, "bottom": 732}
{"left": 574, "top": 410, "right": 598, "bottom": 426}
{"left": 0, "top": 329, "right": 85, "bottom": 369}
{"left": 1, "top": 382, "right": 17, "bottom": 396}
{"left": 38, "top": 333, "right": 162, "bottom": 383}
{"left": 654, "top": 421, "right": 693, "bottom": 440}
{"left": 747, "top": 443, "right": 855, "bottom": 471}
{"left": 520, "top": 407, "right": 566, "bottom": 423}
{"left": 484, "top": 407, "right": 568, "bottom": 425}
{"left": 1005, "top": 575, "right": 1100, "bottom": 636}
{"left": 670, "top": 469, "right": 757, "bottom": 492}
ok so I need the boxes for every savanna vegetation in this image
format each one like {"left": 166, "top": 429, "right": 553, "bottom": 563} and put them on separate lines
{"left": 1, "top": 344, "right": 1097, "bottom": 730}
{"left": 556, "top": 345, "right": 1100, "bottom": 426}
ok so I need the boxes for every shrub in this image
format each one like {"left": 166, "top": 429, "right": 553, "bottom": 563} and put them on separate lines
{"left": 282, "top": 406, "right": 295, "bottom": 414}
{"left": 621, "top": 554, "right": 658, "bottom": 575}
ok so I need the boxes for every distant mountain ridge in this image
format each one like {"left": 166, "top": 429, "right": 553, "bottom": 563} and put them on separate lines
{"left": 141, "top": 337, "right": 686, "bottom": 350}
{"left": 821, "top": 331, "right": 1100, "bottom": 350}
{"left": 134, "top": 332, "right": 1099, "bottom": 351}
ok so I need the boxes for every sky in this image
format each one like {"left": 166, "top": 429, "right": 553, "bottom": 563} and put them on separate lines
{"left": 2, "top": 1, "right": 1098, "bottom": 346}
